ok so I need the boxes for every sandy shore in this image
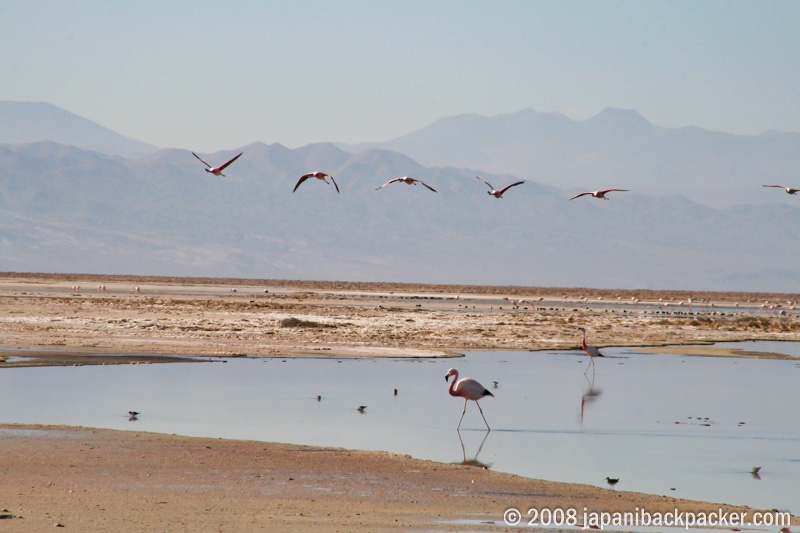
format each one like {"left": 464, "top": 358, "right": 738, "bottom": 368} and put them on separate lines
{"left": 3, "top": 424, "right": 794, "bottom": 533}
{"left": 1, "top": 273, "right": 798, "bottom": 531}
{"left": 2, "top": 273, "right": 799, "bottom": 364}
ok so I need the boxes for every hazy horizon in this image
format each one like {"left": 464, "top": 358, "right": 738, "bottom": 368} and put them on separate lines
{"left": 2, "top": 1, "right": 799, "bottom": 152}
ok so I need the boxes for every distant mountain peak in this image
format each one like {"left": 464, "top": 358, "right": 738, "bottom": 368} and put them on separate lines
{"left": 0, "top": 100, "right": 157, "bottom": 158}
{"left": 589, "top": 107, "right": 651, "bottom": 125}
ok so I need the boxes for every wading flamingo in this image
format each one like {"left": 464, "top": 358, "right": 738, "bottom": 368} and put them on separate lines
{"left": 569, "top": 188, "right": 629, "bottom": 200}
{"left": 763, "top": 184, "right": 799, "bottom": 195}
{"left": 445, "top": 368, "right": 494, "bottom": 430}
{"left": 293, "top": 171, "right": 339, "bottom": 193}
{"left": 191, "top": 151, "right": 243, "bottom": 177}
{"left": 375, "top": 176, "right": 437, "bottom": 192}
{"left": 475, "top": 176, "right": 525, "bottom": 198}
{"left": 578, "top": 327, "right": 605, "bottom": 374}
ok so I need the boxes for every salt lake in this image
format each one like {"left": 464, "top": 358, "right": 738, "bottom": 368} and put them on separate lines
{"left": 1, "top": 341, "right": 797, "bottom": 514}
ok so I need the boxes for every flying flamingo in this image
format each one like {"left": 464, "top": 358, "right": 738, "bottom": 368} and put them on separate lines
{"left": 762, "top": 184, "right": 799, "bottom": 195}
{"left": 475, "top": 176, "right": 525, "bottom": 198}
{"left": 293, "top": 171, "right": 339, "bottom": 193}
{"left": 578, "top": 327, "right": 605, "bottom": 374}
{"left": 445, "top": 368, "right": 494, "bottom": 430}
{"left": 191, "top": 151, "right": 243, "bottom": 177}
{"left": 375, "top": 176, "right": 437, "bottom": 192}
{"left": 569, "top": 188, "right": 629, "bottom": 200}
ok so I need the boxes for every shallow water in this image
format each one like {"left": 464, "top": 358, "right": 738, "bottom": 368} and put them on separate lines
{"left": 0, "top": 342, "right": 797, "bottom": 514}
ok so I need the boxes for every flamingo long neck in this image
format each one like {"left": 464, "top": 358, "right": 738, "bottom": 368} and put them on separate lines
{"left": 447, "top": 372, "right": 460, "bottom": 397}
{"left": 581, "top": 329, "right": 588, "bottom": 351}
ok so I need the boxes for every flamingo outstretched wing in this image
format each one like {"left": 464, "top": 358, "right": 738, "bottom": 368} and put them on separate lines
{"left": 191, "top": 151, "right": 211, "bottom": 169}
{"left": 293, "top": 173, "right": 314, "bottom": 192}
{"left": 475, "top": 176, "right": 496, "bottom": 191}
{"left": 498, "top": 181, "right": 525, "bottom": 195}
{"left": 217, "top": 152, "right": 243, "bottom": 171}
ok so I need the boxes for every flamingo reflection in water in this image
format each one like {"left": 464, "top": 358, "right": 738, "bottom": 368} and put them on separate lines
{"left": 579, "top": 372, "right": 602, "bottom": 424}
{"left": 455, "top": 429, "right": 492, "bottom": 469}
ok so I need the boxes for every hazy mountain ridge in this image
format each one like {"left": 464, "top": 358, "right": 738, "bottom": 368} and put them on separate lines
{"left": 2, "top": 102, "right": 800, "bottom": 291}
{"left": 338, "top": 107, "right": 800, "bottom": 208}
{"left": 0, "top": 101, "right": 157, "bottom": 158}
{"left": 2, "top": 139, "right": 799, "bottom": 291}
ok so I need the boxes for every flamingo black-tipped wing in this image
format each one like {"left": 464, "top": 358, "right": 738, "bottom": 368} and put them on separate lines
{"left": 329, "top": 174, "right": 340, "bottom": 193}
{"left": 191, "top": 151, "right": 211, "bottom": 169}
{"left": 568, "top": 192, "right": 592, "bottom": 200}
{"left": 218, "top": 152, "right": 243, "bottom": 171}
{"left": 293, "top": 174, "right": 313, "bottom": 193}
{"left": 375, "top": 178, "right": 401, "bottom": 190}
{"left": 498, "top": 181, "right": 525, "bottom": 194}
{"left": 417, "top": 179, "right": 438, "bottom": 192}
{"left": 475, "top": 176, "right": 495, "bottom": 190}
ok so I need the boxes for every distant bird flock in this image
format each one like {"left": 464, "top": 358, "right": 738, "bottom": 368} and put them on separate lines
{"left": 189, "top": 150, "right": 798, "bottom": 201}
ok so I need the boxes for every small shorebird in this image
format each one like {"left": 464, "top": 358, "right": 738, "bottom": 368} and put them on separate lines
{"left": 569, "top": 188, "right": 629, "bottom": 200}
{"left": 357, "top": 405, "right": 367, "bottom": 413}
{"left": 606, "top": 477, "right": 619, "bottom": 488}
{"left": 475, "top": 176, "right": 525, "bottom": 198}
{"left": 445, "top": 368, "right": 494, "bottom": 430}
{"left": 763, "top": 184, "right": 799, "bottom": 195}
{"left": 293, "top": 172, "right": 339, "bottom": 193}
{"left": 375, "top": 176, "right": 437, "bottom": 192}
{"left": 191, "top": 151, "right": 243, "bottom": 177}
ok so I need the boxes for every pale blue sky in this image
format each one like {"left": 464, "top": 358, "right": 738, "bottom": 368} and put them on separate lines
{"left": 3, "top": 0, "right": 799, "bottom": 152}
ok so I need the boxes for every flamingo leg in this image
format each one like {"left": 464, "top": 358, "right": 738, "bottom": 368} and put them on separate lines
{"left": 457, "top": 398, "right": 468, "bottom": 430}
{"left": 476, "top": 400, "right": 491, "bottom": 431}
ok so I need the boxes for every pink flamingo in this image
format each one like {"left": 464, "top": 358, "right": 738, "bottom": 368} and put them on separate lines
{"left": 578, "top": 327, "right": 605, "bottom": 373}
{"left": 763, "top": 184, "right": 799, "bottom": 195}
{"left": 475, "top": 176, "right": 525, "bottom": 198}
{"left": 191, "top": 151, "right": 243, "bottom": 177}
{"left": 293, "top": 171, "right": 339, "bottom": 193}
{"left": 375, "top": 176, "right": 437, "bottom": 192}
{"left": 445, "top": 368, "right": 494, "bottom": 430}
{"left": 569, "top": 188, "right": 629, "bottom": 200}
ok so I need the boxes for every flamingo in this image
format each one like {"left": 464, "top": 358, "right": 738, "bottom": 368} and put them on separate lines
{"left": 475, "top": 176, "right": 525, "bottom": 198}
{"left": 445, "top": 368, "right": 494, "bottom": 430}
{"left": 578, "top": 327, "right": 605, "bottom": 374}
{"left": 763, "top": 184, "right": 799, "bottom": 195}
{"left": 569, "top": 188, "right": 629, "bottom": 200}
{"left": 293, "top": 171, "right": 339, "bottom": 193}
{"left": 191, "top": 151, "right": 243, "bottom": 177}
{"left": 375, "top": 176, "right": 437, "bottom": 192}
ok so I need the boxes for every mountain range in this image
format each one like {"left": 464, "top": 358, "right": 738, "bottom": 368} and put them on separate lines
{"left": 1, "top": 101, "right": 799, "bottom": 292}
{"left": 339, "top": 107, "right": 800, "bottom": 209}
